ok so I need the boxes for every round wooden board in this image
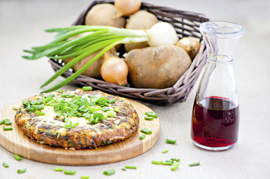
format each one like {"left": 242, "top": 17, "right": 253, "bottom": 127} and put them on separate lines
{"left": 0, "top": 99, "right": 160, "bottom": 166}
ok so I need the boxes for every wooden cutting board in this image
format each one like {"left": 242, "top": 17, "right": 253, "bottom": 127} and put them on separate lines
{"left": 0, "top": 99, "right": 160, "bottom": 165}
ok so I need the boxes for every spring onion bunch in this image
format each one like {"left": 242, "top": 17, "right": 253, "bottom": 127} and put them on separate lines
{"left": 22, "top": 22, "right": 178, "bottom": 93}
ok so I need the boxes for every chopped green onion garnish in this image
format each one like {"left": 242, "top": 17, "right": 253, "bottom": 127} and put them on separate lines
{"left": 113, "top": 107, "right": 119, "bottom": 112}
{"left": 140, "top": 134, "right": 146, "bottom": 140}
{"left": 166, "top": 139, "right": 177, "bottom": 144}
{"left": 54, "top": 167, "right": 63, "bottom": 171}
{"left": 101, "top": 107, "right": 110, "bottom": 112}
{"left": 4, "top": 119, "right": 12, "bottom": 125}
{"left": 125, "top": 166, "right": 137, "bottom": 169}
{"left": 0, "top": 119, "right": 5, "bottom": 125}
{"left": 140, "top": 128, "right": 152, "bottom": 135}
{"left": 162, "top": 161, "right": 173, "bottom": 165}
{"left": 30, "top": 100, "right": 38, "bottom": 105}
{"left": 103, "top": 169, "right": 115, "bottom": 176}
{"left": 3, "top": 126, "right": 13, "bottom": 131}
{"left": 13, "top": 105, "right": 19, "bottom": 110}
{"left": 35, "top": 111, "right": 45, "bottom": 116}
{"left": 80, "top": 176, "right": 90, "bottom": 179}
{"left": 71, "top": 122, "right": 79, "bottom": 128}
{"left": 17, "top": 168, "right": 27, "bottom": 174}
{"left": 14, "top": 154, "right": 22, "bottom": 161}
{"left": 171, "top": 158, "right": 180, "bottom": 162}
{"left": 152, "top": 161, "right": 162, "bottom": 165}
{"left": 44, "top": 96, "right": 54, "bottom": 103}
{"left": 45, "top": 94, "right": 55, "bottom": 98}
{"left": 189, "top": 162, "right": 200, "bottom": 167}
{"left": 2, "top": 162, "right": 9, "bottom": 168}
{"left": 82, "top": 86, "right": 93, "bottom": 91}
{"left": 64, "top": 170, "right": 76, "bottom": 175}
{"left": 122, "top": 168, "right": 126, "bottom": 171}
{"left": 22, "top": 100, "right": 29, "bottom": 106}
{"left": 144, "top": 116, "right": 153, "bottom": 120}
{"left": 39, "top": 97, "right": 44, "bottom": 103}
{"left": 145, "top": 112, "right": 158, "bottom": 118}
{"left": 162, "top": 149, "right": 168, "bottom": 154}
{"left": 106, "top": 111, "right": 116, "bottom": 117}
{"left": 108, "top": 98, "right": 116, "bottom": 104}
{"left": 171, "top": 161, "right": 180, "bottom": 171}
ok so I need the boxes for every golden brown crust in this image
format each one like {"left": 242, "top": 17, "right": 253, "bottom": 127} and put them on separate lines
{"left": 15, "top": 89, "right": 139, "bottom": 150}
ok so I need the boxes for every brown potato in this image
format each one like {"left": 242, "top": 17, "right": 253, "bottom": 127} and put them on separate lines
{"left": 85, "top": 4, "right": 126, "bottom": 28}
{"left": 63, "top": 48, "right": 116, "bottom": 78}
{"left": 125, "top": 10, "right": 158, "bottom": 52}
{"left": 175, "top": 37, "right": 201, "bottom": 60}
{"left": 125, "top": 45, "right": 191, "bottom": 88}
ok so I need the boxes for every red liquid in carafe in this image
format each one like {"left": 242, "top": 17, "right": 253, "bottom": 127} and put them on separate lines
{"left": 191, "top": 96, "right": 239, "bottom": 148}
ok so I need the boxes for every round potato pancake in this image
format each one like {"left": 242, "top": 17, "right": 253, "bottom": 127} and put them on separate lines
{"left": 15, "top": 89, "right": 139, "bottom": 150}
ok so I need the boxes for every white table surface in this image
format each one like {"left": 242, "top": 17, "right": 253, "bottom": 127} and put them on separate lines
{"left": 0, "top": 0, "right": 270, "bottom": 178}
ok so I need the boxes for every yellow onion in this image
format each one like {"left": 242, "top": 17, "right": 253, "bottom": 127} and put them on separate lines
{"left": 101, "top": 53, "right": 128, "bottom": 86}
{"left": 114, "top": 0, "right": 141, "bottom": 18}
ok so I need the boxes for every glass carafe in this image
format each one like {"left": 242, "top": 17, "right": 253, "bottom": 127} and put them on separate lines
{"left": 191, "top": 21, "right": 244, "bottom": 151}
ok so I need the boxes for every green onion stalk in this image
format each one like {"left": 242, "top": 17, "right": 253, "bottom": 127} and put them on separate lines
{"left": 22, "top": 22, "right": 178, "bottom": 93}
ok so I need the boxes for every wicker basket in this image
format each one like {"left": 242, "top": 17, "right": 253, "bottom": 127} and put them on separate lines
{"left": 49, "top": 0, "right": 209, "bottom": 104}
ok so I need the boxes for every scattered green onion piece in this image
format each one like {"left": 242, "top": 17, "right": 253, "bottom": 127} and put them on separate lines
{"left": 145, "top": 112, "right": 158, "bottom": 118}
{"left": 171, "top": 158, "right": 180, "bottom": 162}
{"left": 162, "top": 161, "right": 173, "bottom": 165}
{"left": 103, "top": 169, "right": 115, "bottom": 176}
{"left": 140, "top": 134, "right": 146, "bottom": 140}
{"left": 3, "top": 126, "right": 13, "bottom": 131}
{"left": 14, "top": 154, "right": 22, "bottom": 161}
{"left": 35, "top": 111, "right": 45, "bottom": 116}
{"left": 82, "top": 86, "right": 93, "bottom": 91}
{"left": 162, "top": 149, "right": 168, "bottom": 154}
{"left": 152, "top": 161, "right": 162, "bottom": 165}
{"left": 166, "top": 139, "right": 177, "bottom": 144}
{"left": 64, "top": 170, "right": 76, "bottom": 175}
{"left": 4, "top": 119, "right": 12, "bottom": 125}
{"left": 122, "top": 168, "right": 126, "bottom": 171}
{"left": 125, "top": 166, "right": 137, "bottom": 169}
{"left": 54, "top": 167, "right": 63, "bottom": 171}
{"left": 2, "top": 162, "right": 9, "bottom": 168}
{"left": 17, "top": 168, "right": 27, "bottom": 174}
{"left": 108, "top": 98, "right": 116, "bottom": 104}
{"left": 71, "top": 122, "right": 79, "bottom": 128}
{"left": 166, "top": 160, "right": 173, "bottom": 163}
{"left": 0, "top": 119, "right": 5, "bottom": 125}
{"left": 189, "top": 162, "right": 200, "bottom": 167}
{"left": 113, "top": 107, "right": 119, "bottom": 112}
{"left": 144, "top": 116, "right": 153, "bottom": 121}
{"left": 80, "top": 176, "right": 90, "bottom": 179}
{"left": 106, "top": 111, "right": 116, "bottom": 117}
{"left": 171, "top": 161, "right": 180, "bottom": 171}
{"left": 13, "top": 105, "right": 19, "bottom": 110}
{"left": 140, "top": 128, "right": 152, "bottom": 135}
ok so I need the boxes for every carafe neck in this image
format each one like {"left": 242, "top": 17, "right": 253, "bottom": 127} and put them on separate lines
{"left": 200, "top": 21, "right": 244, "bottom": 59}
